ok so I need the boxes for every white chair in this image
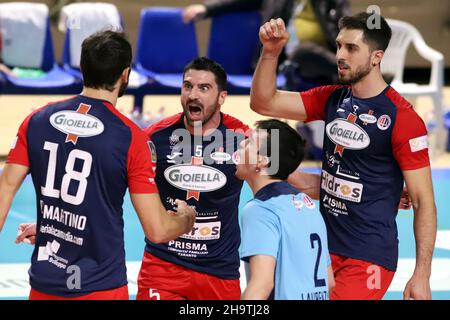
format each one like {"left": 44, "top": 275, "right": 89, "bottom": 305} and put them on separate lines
{"left": 382, "top": 19, "right": 446, "bottom": 155}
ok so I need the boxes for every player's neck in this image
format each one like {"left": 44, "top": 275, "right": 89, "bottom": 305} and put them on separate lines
{"left": 351, "top": 69, "right": 388, "bottom": 99}
{"left": 247, "top": 175, "right": 282, "bottom": 197}
{"left": 80, "top": 87, "right": 118, "bottom": 107}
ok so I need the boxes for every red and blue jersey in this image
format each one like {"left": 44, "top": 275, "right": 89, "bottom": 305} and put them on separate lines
{"left": 7, "top": 95, "right": 158, "bottom": 297}
{"left": 143, "top": 112, "right": 249, "bottom": 279}
{"left": 301, "top": 85, "right": 430, "bottom": 271}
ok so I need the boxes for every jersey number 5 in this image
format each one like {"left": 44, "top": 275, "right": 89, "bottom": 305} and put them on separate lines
{"left": 41, "top": 141, "right": 92, "bottom": 205}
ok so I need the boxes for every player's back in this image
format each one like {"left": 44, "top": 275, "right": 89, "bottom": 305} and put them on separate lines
{"left": 9, "top": 95, "right": 148, "bottom": 297}
{"left": 240, "top": 182, "right": 330, "bottom": 300}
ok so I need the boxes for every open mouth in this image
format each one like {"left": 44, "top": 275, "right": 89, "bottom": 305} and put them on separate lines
{"left": 338, "top": 64, "right": 349, "bottom": 72}
{"left": 188, "top": 104, "right": 203, "bottom": 119}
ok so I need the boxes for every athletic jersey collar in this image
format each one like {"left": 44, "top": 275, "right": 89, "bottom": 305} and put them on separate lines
{"left": 77, "top": 94, "right": 115, "bottom": 107}
{"left": 254, "top": 181, "right": 299, "bottom": 202}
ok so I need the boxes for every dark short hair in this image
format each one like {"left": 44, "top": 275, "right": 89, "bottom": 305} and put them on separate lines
{"left": 338, "top": 12, "right": 392, "bottom": 51}
{"left": 80, "top": 30, "right": 132, "bottom": 91}
{"left": 255, "top": 119, "right": 306, "bottom": 181}
{"left": 183, "top": 57, "right": 227, "bottom": 91}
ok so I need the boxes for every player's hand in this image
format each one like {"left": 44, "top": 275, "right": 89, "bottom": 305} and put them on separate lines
{"left": 182, "top": 4, "right": 206, "bottom": 23}
{"left": 15, "top": 222, "right": 37, "bottom": 245}
{"left": 403, "top": 273, "right": 432, "bottom": 300}
{"left": 259, "top": 18, "right": 289, "bottom": 59}
{"left": 398, "top": 187, "right": 412, "bottom": 210}
{"left": 173, "top": 199, "right": 196, "bottom": 233}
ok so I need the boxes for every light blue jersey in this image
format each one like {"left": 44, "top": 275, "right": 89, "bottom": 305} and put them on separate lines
{"left": 240, "top": 181, "right": 330, "bottom": 300}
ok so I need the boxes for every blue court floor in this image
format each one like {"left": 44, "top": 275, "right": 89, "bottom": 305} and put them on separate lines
{"left": 1, "top": 168, "right": 449, "bottom": 300}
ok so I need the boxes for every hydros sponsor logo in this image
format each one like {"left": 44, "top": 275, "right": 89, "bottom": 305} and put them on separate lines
{"left": 49, "top": 104, "right": 104, "bottom": 144}
{"left": 326, "top": 118, "right": 370, "bottom": 150}
{"left": 164, "top": 164, "right": 227, "bottom": 192}
{"left": 180, "top": 222, "right": 221, "bottom": 241}
{"left": 321, "top": 170, "right": 363, "bottom": 203}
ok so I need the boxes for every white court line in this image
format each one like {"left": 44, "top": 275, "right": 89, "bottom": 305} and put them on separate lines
{"left": 1, "top": 259, "right": 450, "bottom": 298}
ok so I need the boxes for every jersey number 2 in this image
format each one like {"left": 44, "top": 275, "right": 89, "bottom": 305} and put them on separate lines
{"left": 41, "top": 141, "right": 92, "bottom": 205}
{"left": 310, "top": 233, "right": 326, "bottom": 288}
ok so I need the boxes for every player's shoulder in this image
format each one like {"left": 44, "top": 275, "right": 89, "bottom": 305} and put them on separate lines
{"left": 303, "top": 84, "right": 348, "bottom": 95}
{"left": 221, "top": 113, "right": 250, "bottom": 134}
{"left": 144, "top": 113, "right": 183, "bottom": 138}
{"left": 384, "top": 86, "right": 414, "bottom": 111}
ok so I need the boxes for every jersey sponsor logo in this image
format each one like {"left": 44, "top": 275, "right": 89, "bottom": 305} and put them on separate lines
{"left": 10, "top": 136, "right": 18, "bottom": 150}
{"left": 49, "top": 104, "right": 104, "bottom": 144}
{"left": 164, "top": 162, "right": 227, "bottom": 198}
{"left": 37, "top": 240, "right": 69, "bottom": 269}
{"left": 377, "top": 114, "right": 391, "bottom": 131}
{"left": 167, "top": 240, "right": 208, "bottom": 256}
{"left": 179, "top": 221, "right": 221, "bottom": 241}
{"left": 210, "top": 151, "right": 231, "bottom": 163}
{"left": 326, "top": 152, "right": 340, "bottom": 168}
{"left": 359, "top": 112, "right": 377, "bottom": 124}
{"left": 409, "top": 135, "right": 428, "bottom": 152}
{"left": 321, "top": 170, "right": 363, "bottom": 203}
{"left": 326, "top": 116, "right": 370, "bottom": 156}
{"left": 336, "top": 165, "right": 360, "bottom": 180}
{"left": 322, "top": 194, "right": 348, "bottom": 216}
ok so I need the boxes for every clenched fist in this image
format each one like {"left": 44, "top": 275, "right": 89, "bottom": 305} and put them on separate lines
{"left": 259, "top": 18, "right": 289, "bottom": 59}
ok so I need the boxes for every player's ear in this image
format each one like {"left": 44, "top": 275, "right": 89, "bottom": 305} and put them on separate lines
{"left": 218, "top": 90, "right": 227, "bottom": 106}
{"left": 121, "top": 67, "right": 131, "bottom": 81}
{"left": 257, "top": 155, "right": 270, "bottom": 170}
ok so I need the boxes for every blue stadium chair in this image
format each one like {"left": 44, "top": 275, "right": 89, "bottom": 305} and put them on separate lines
{"left": 0, "top": 3, "right": 75, "bottom": 93}
{"left": 207, "top": 11, "right": 285, "bottom": 93}
{"left": 134, "top": 7, "right": 199, "bottom": 93}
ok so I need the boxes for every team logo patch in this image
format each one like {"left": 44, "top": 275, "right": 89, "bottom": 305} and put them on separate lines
{"left": 377, "top": 114, "right": 391, "bottom": 131}
{"left": 49, "top": 104, "right": 104, "bottom": 145}
{"left": 302, "top": 195, "right": 316, "bottom": 209}
{"left": 169, "top": 134, "right": 179, "bottom": 146}
{"left": 148, "top": 141, "right": 157, "bottom": 163}
{"left": 409, "top": 135, "right": 428, "bottom": 152}
{"left": 326, "top": 116, "right": 370, "bottom": 156}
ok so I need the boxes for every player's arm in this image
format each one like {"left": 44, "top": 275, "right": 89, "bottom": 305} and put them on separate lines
{"left": 250, "top": 18, "right": 307, "bottom": 121}
{"left": 287, "top": 170, "right": 321, "bottom": 200}
{"left": 402, "top": 166, "right": 436, "bottom": 300}
{"left": 242, "top": 255, "right": 276, "bottom": 300}
{"left": 131, "top": 195, "right": 195, "bottom": 244}
{"left": 328, "top": 265, "right": 335, "bottom": 294}
{"left": 0, "top": 164, "right": 29, "bottom": 232}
